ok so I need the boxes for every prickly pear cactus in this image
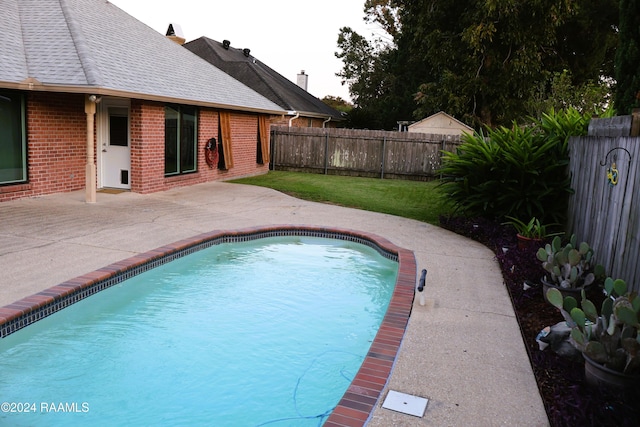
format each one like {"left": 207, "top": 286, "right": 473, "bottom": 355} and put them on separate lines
{"left": 537, "top": 234, "right": 603, "bottom": 289}
{"left": 545, "top": 278, "right": 640, "bottom": 375}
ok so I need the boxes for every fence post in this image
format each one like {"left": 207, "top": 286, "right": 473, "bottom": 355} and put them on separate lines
{"left": 632, "top": 109, "right": 640, "bottom": 137}
{"left": 324, "top": 132, "right": 329, "bottom": 175}
{"left": 270, "top": 129, "right": 277, "bottom": 171}
{"left": 380, "top": 136, "right": 387, "bottom": 179}
{"left": 440, "top": 139, "right": 446, "bottom": 179}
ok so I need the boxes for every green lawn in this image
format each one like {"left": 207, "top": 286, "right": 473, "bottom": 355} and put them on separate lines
{"left": 231, "top": 171, "right": 452, "bottom": 225}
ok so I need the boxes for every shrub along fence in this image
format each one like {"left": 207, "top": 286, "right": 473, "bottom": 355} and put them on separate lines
{"left": 270, "top": 126, "right": 462, "bottom": 180}
{"left": 567, "top": 128, "right": 640, "bottom": 292}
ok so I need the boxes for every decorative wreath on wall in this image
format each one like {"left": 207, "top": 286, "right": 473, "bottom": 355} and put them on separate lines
{"left": 205, "top": 138, "right": 219, "bottom": 169}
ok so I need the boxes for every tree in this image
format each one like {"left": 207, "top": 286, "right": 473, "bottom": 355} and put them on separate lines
{"left": 552, "top": 1, "right": 618, "bottom": 85}
{"left": 321, "top": 95, "right": 352, "bottom": 114}
{"left": 335, "top": 27, "right": 380, "bottom": 109}
{"left": 336, "top": 26, "right": 415, "bottom": 129}
{"left": 526, "top": 70, "right": 613, "bottom": 118}
{"left": 363, "top": 0, "right": 401, "bottom": 41}
{"left": 614, "top": 0, "right": 640, "bottom": 114}
{"left": 337, "top": 1, "right": 618, "bottom": 129}
{"left": 407, "top": 0, "right": 617, "bottom": 127}
{"left": 336, "top": 2, "right": 417, "bottom": 129}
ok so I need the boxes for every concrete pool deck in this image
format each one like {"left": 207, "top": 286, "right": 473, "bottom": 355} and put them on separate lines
{"left": 0, "top": 181, "right": 549, "bottom": 426}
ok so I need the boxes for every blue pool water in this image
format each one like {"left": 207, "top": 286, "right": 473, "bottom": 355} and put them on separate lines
{"left": 0, "top": 236, "right": 398, "bottom": 426}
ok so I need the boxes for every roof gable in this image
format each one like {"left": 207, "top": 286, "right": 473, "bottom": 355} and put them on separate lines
{"left": 0, "top": 0, "right": 284, "bottom": 114}
{"left": 184, "top": 37, "right": 344, "bottom": 121}
{"left": 409, "top": 112, "right": 473, "bottom": 133}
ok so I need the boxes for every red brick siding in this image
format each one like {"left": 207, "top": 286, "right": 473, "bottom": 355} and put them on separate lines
{"left": 219, "top": 111, "right": 265, "bottom": 179}
{"left": 132, "top": 105, "right": 269, "bottom": 194}
{"left": 1, "top": 95, "right": 271, "bottom": 201}
{"left": 0, "top": 92, "right": 88, "bottom": 202}
{"left": 130, "top": 100, "right": 166, "bottom": 194}
{"left": 201, "top": 110, "right": 269, "bottom": 182}
{"left": 196, "top": 108, "right": 220, "bottom": 181}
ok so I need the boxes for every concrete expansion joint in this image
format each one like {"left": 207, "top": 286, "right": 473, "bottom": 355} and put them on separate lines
{"left": 68, "top": 242, "right": 139, "bottom": 255}
{"left": 439, "top": 252, "right": 496, "bottom": 261}
{"left": 437, "top": 305, "right": 515, "bottom": 319}
{"left": 472, "top": 309, "right": 514, "bottom": 319}
{"left": 0, "top": 240, "right": 58, "bottom": 256}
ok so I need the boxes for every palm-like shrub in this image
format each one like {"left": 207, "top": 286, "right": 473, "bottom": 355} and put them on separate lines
{"left": 439, "top": 108, "right": 597, "bottom": 223}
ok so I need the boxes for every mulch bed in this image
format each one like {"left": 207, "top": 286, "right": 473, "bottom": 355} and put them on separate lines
{"left": 439, "top": 216, "right": 640, "bottom": 426}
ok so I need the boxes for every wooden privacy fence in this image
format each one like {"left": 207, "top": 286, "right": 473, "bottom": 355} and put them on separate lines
{"left": 269, "top": 126, "right": 462, "bottom": 180}
{"left": 567, "top": 134, "right": 639, "bottom": 292}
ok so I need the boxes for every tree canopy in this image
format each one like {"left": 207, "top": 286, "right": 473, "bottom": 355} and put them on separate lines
{"left": 336, "top": 1, "right": 618, "bottom": 129}
{"left": 321, "top": 95, "right": 352, "bottom": 114}
{"left": 614, "top": 0, "right": 640, "bottom": 114}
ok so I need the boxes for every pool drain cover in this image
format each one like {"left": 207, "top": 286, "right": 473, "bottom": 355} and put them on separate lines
{"left": 382, "top": 390, "right": 428, "bottom": 417}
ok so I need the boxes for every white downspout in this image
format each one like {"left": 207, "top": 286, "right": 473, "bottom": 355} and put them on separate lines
{"left": 322, "top": 117, "right": 331, "bottom": 128}
{"left": 288, "top": 111, "right": 299, "bottom": 127}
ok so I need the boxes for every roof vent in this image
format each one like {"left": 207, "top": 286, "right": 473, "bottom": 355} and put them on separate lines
{"left": 165, "top": 23, "right": 185, "bottom": 45}
{"left": 243, "top": 48, "right": 251, "bottom": 57}
{"left": 223, "top": 40, "right": 231, "bottom": 49}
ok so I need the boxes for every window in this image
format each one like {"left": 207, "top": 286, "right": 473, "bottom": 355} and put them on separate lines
{"left": 109, "top": 108, "right": 128, "bottom": 147}
{"left": 0, "top": 91, "right": 27, "bottom": 185}
{"left": 165, "top": 105, "right": 197, "bottom": 175}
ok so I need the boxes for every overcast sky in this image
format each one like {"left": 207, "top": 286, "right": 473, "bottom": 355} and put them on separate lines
{"left": 109, "top": 0, "right": 377, "bottom": 102}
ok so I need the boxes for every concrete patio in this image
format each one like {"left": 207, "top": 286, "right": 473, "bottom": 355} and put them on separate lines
{"left": 0, "top": 181, "right": 549, "bottom": 426}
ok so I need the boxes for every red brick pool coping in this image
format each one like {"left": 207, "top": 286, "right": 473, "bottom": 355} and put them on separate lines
{"left": 0, "top": 225, "right": 416, "bottom": 426}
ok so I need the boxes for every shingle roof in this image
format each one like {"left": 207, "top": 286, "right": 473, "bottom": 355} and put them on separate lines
{"left": 2, "top": 1, "right": 30, "bottom": 83}
{"left": 184, "top": 37, "right": 344, "bottom": 121}
{"left": 0, "top": 0, "right": 285, "bottom": 115}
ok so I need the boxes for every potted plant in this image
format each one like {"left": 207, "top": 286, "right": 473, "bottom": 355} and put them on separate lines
{"left": 546, "top": 278, "right": 640, "bottom": 390}
{"left": 536, "top": 234, "right": 605, "bottom": 301}
{"left": 503, "top": 216, "right": 563, "bottom": 250}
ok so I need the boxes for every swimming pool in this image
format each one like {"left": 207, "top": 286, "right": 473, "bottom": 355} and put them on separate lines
{"left": 0, "top": 226, "right": 416, "bottom": 426}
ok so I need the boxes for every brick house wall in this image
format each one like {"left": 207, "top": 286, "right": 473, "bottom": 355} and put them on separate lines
{"left": 0, "top": 93, "right": 270, "bottom": 202}
{"left": 226, "top": 112, "right": 262, "bottom": 178}
{"left": 0, "top": 92, "right": 87, "bottom": 202}
{"left": 133, "top": 103, "right": 269, "bottom": 194}
{"left": 130, "top": 100, "right": 165, "bottom": 194}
